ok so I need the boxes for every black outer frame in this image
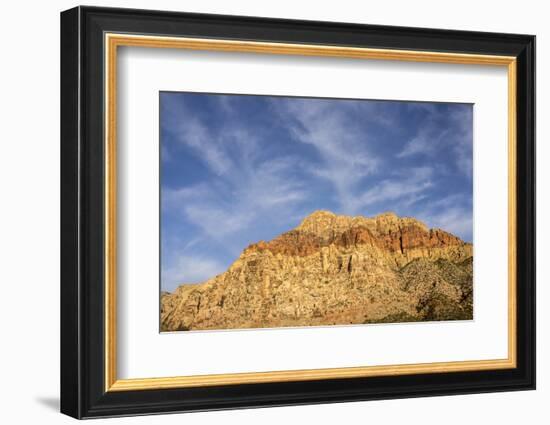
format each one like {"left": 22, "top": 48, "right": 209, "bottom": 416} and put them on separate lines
{"left": 60, "top": 5, "right": 535, "bottom": 419}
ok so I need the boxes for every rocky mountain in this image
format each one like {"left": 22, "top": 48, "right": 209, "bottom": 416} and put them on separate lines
{"left": 161, "top": 210, "right": 473, "bottom": 331}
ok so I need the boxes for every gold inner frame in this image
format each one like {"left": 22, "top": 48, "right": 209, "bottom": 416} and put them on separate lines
{"left": 104, "top": 33, "right": 517, "bottom": 392}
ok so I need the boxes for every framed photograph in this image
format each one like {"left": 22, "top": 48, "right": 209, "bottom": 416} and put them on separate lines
{"left": 60, "top": 6, "right": 535, "bottom": 419}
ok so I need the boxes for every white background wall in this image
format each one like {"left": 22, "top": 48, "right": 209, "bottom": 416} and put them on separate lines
{"left": 0, "top": 1, "right": 545, "bottom": 423}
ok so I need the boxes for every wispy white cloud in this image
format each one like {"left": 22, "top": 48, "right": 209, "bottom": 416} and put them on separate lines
{"left": 162, "top": 255, "right": 226, "bottom": 288}
{"left": 421, "top": 207, "right": 473, "bottom": 241}
{"left": 397, "top": 129, "right": 450, "bottom": 158}
{"left": 162, "top": 97, "right": 233, "bottom": 175}
{"left": 161, "top": 96, "right": 311, "bottom": 288}
{"left": 271, "top": 99, "right": 379, "bottom": 214}
{"left": 416, "top": 194, "right": 473, "bottom": 241}
{"left": 356, "top": 166, "right": 434, "bottom": 213}
{"left": 398, "top": 104, "right": 473, "bottom": 179}
{"left": 163, "top": 156, "right": 307, "bottom": 241}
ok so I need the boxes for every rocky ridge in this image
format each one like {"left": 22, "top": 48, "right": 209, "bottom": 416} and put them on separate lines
{"left": 161, "top": 210, "right": 473, "bottom": 331}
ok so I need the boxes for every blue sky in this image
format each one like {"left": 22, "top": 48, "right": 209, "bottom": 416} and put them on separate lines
{"left": 160, "top": 92, "right": 473, "bottom": 292}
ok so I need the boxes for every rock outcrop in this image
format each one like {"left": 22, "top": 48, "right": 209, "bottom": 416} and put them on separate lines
{"left": 161, "top": 210, "right": 473, "bottom": 331}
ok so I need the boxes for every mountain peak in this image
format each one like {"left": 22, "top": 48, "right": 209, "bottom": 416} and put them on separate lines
{"left": 296, "top": 210, "right": 428, "bottom": 239}
{"left": 297, "top": 209, "right": 337, "bottom": 230}
{"left": 302, "top": 209, "right": 337, "bottom": 220}
{"left": 162, "top": 209, "right": 473, "bottom": 331}
{"left": 376, "top": 211, "right": 399, "bottom": 219}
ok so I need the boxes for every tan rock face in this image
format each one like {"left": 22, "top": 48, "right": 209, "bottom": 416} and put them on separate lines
{"left": 161, "top": 210, "right": 473, "bottom": 331}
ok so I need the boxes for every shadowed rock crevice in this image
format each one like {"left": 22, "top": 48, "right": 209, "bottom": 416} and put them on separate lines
{"left": 161, "top": 211, "right": 473, "bottom": 331}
